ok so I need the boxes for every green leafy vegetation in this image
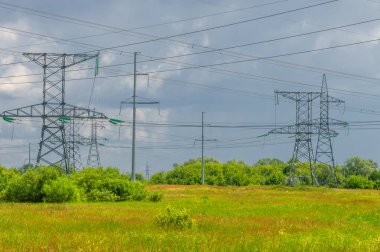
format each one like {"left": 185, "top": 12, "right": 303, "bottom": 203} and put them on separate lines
{"left": 154, "top": 205, "right": 194, "bottom": 230}
{"left": 150, "top": 156, "right": 380, "bottom": 189}
{"left": 0, "top": 166, "right": 147, "bottom": 203}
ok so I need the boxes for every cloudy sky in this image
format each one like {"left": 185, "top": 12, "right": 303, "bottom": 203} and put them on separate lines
{"left": 1, "top": 0, "right": 380, "bottom": 174}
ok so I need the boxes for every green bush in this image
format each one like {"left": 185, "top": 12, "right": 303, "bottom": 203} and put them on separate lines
{"left": 148, "top": 191, "right": 164, "bottom": 202}
{"left": 72, "top": 167, "right": 147, "bottom": 202}
{"left": 42, "top": 177, "right": 81, "bottom": 203}
{"left": 150, "top": 171, "right": 167, "bottom": 184}
{"left": 154, "top": 206, "right": 193, "bottom": 229}
{"left": 86, "top": 189, "right": 118, "bottom": 202}
{"left": 3, "top": 167, "right": 62, "bottom": 202}
{"left": 345, "top": 175, "right": 374, "bottom": 189}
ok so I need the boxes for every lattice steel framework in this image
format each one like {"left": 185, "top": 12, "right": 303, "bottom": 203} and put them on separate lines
{"left": 66, "top": 116, "right": 82, "bottom": 170}
{"left": 314, "top": 74, "right": 347, "bottom": 186}
{"left": 87, "top": 120, "right": 106, "bottom": 167}
{"left": 269, "top": 91, "right": 320, "bottom": 185}
{"left": 1, "top": 53, "right": 108, "bottom": 174}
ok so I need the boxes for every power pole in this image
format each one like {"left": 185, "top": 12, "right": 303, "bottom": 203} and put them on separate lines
{"left": 86, "top": 120, "right": 106, "bottom": 167}
{"left": 28, "top": 142, "right": 31, "bottom": 167}
{"left": 202, "top": 112, "right": 205, "bottom": 185}
{"left": 266, "top": 75, "right": 347, "bottom": 186}
{"left": 120, "top": 52, "right": 159, "bottom": 181}
{"left": 314, "top": 74, "right": 347, "bottom": 186}
{"left": 1, "top": 53, "right": 108, "bottom": 174}
{"left": 195, "top": 112, "right": 216, "bottom": 185}
{"left": 132, "top": 52, "right": 138, "bottom": 182}
{"left": 145, "top": 162, "right": 150, "bottom": 180}
{"left": 268, "top": 91, "right": 320, "bottom": 186}
{"left": 67, "top": 116, "right": 83, "bottom": 170}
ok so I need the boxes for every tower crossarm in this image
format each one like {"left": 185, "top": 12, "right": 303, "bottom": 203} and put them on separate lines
{"left": 275, "top": 91, "right": 320, "bottom": 102}
{"left": 328, "top": 96, "right": 344, "bottom": 104}
{"left": 267, "top": 124, "right": 319, "bottom": 135}
{"left": 312, "top": 118, "right": 348, "bottom": 128}
{"left": 23, "top": 53, "right": 98, "bottom": 69}
{"left": 1, "top": 104, "right": 108, "bottom": 120}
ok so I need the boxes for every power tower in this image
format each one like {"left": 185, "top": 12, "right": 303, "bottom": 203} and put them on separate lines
{"left": 120, "top": 52, "right": 159, "bottom": 181}
{"left": 267, "top": 75, "right": 348, "bottom": 186}
{"left": 66, "top": 117, "right": 83, "bottom": 170}
{"left": 314, "top": 74, "right": 347, "bottom": 186}
{"left": 268, "top": 91, "right": 321, "bottom": 185}
{"left": 86, "top": 119, "right": 107, "bottom": 167}
{"left": 145, "top": 162, "right": 150, "bottom": 180}
{"left": 1, "top": 53, "right": 108, "bottom": 174}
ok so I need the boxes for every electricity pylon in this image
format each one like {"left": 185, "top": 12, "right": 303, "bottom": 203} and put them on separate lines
{"left": 66, "top": 117, "right": 83, "bottom": 170}
{"left": 314, "top": 74, "right": 347, "bottom": 186}
{"left": 86, "top": 119, "right": 107, "bottom": 167}
{"left": 267, "top": 75, "right": 347, "bottom": 186}
{"left": 268, "top": 91, "right": 321, "bottom": 186}
{"left": 1, "top": 53, "right": 108, "bottom": 174}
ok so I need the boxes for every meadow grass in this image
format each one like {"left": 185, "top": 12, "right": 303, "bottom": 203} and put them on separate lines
{"left": 0, "top": 185, "right": 380, "bottom": 251}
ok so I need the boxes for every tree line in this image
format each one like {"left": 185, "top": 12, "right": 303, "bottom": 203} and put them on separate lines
{"left": 150, "top": 157, "right": 380, "bottom": 189}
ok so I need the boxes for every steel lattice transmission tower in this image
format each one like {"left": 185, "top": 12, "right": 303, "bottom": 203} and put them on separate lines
{"left": 1, "top": 53, "right": 108, "bottom": 174}
{"left": 314, "top": 74, "right": 347, "bottom": 186}
{"left": 67, "top": 117, "right": 83, "bottom": 170}
{"left": 86, "top": 120, "right": 106, "bottom": 167}
{"left": 268, "top": 91, "right": 321, "bottom": 186}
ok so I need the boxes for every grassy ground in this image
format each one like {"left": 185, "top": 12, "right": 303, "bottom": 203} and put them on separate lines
{"left": 0, "top": 185, "right": 380, "bottom": 251}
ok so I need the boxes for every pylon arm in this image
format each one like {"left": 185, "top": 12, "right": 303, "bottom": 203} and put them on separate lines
{"left": 1, "top": 103, "right": 108, "bottom": 120}
{"left": 311, "top": 118, "right": 348, "bottom": 128}
{"left": 328, "top": 96, "right": 344, "bottom": 104}
{"left": 23, "top": 53, "right": 98, "bottom": 69}
{"left": 275, "top": 91, "right": 320, "bottom": 102}
{"left": 267, "top": 124, "right": 319, "bottom": 135}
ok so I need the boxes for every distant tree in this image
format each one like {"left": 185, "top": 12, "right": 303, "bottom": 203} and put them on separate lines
{"left": 173, "top": 157, "right": 219, "bottom": 168}
{"left": 344, "top": 157, "right": 378, "bottom": 178}
{"left": 254, "top": 158, "right": 284, "bottom": 167}
{"left": 345, "top": 175, "right": 374, "bottom": 189}
{"left": 150, "top": 171, "right": 167, "bottom": 184}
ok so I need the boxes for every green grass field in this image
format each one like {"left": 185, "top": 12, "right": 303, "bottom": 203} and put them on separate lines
{"left": 0, "top": 185, "right": 380, "bottom": 251}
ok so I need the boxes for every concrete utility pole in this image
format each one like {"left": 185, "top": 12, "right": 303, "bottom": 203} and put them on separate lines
{"left": 195, "top": 112, "right": 216, "bottom": 185}
{"left": 201, "top": 112, "right": 205, "bottom": 185}
{"left": 120, "top": 52, "right": 159, "bottom": 181}
{"left": 132, "top": 52, "right": 138, "bottom": 181}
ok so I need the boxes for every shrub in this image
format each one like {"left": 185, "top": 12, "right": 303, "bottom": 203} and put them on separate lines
{"left": 148, "top": 191, "right": 164, "bottom": 202}
{"left": 72, "top": 168, "right": 147, "bottom": 202}
{"left": 154, "top": 206, "right": 193, "bottom": 229}
{"left": 42, "top": 177, "right": 81, "bottom": 203}
{"left": 345, "top": 175, "right": 374, "bottom": 189}
{"left": 3, "top": 167, "right": 64, "bottom": 202}
{"left": 86, "top": 189, "right": 118, "bottom": 202}
{"left": 150, "top": 171, "right": 167, "bottom": 184}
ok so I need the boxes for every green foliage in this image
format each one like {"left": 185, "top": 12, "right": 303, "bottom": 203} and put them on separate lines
{"left": 255, "top": 158, "right": 284, "bottom": 166}
{"left": 71, "top": 167, "right": 147, "bottom": 202}
{"left": 3, "top": 166, "right": 62, "bottom": 202}
{"left": 154, "top": 206, "right": 193, "bottom": 230}
{"left": 166, "top": 163, "right": 201, "bottom": 185}
{"left": 150, "top": 171, "right": 167, "bottom": 184}
{"left": 345, "top": 175, "right": 374, "bottom": 189}
{"left": 0, "top": 166, "right": 147, "bottom": 203}
{"left": 42, "top": 177, "right": 80, "bottom": 203}
{"left": 148, "top": 191, "right": 164, "bottom": 202}
{"left": 86, "top": 189, "right": 119, "bottom": 202}
{"left": 344, "top": 157, "right": 378, "bottom": 178}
